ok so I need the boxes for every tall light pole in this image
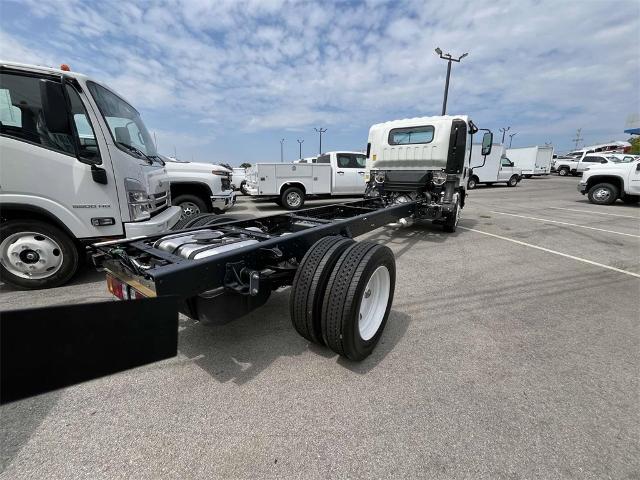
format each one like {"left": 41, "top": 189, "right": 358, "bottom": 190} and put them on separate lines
{"left": 508, "top": 132, "right": 517, "bottom": 148}
{"left": 297, "top": 139, "right": 304, "bottom": 160}
{"left": 499, "top": 126, "right": 510, "bottom": 144}
{"left": 280, "top": 138, "right": 285, "bottom": 163}
{"left": 314, "top": 127, "right": 327, "bottom": 154}
{"left": 434, "top": 48, "right": 468, "bottom": 116}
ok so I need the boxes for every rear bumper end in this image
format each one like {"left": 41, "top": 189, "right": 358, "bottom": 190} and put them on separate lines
{"left": 211, "top": 190, "right": 236, "bottom": 211}
{"left": 124, "top": 206, "right": 181, "bottom": 237}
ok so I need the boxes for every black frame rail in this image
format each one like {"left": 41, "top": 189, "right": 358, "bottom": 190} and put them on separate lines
{"left": 94, "top": 199, "right": 417, "bottom": 299}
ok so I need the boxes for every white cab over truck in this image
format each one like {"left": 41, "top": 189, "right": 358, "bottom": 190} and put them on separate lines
{"left": 506, "top": 145, "right": 553, "bottom": 178}
{"left": 0, "top": 61, "right": 181, "bottom": 289}
{"left": 245, "top": 151, "right": 366, "bottom": 209}
{"left": 467, "top": 143, "right": 522, "bottom": 189}
{"left": 163, "top": 158, "right": 235, "bottom": 219}
{"left": 366, "top": 115, "right": 494, "bottom": 232}
{"left": 578, "top": 158, "right": 640, "bottom": 204}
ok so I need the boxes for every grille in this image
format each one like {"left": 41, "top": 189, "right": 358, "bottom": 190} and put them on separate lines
{"left": 149, "top": 191, "right": 169, "bottom": 217}
{"left": 221, "top": 176, "right": 231, "bottom": 190}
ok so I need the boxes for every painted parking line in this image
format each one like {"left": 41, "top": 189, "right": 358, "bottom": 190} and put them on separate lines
{"left": 458, "top": 226, "right": 640, "bottom": 278}
{"left": 491, "top": 211, "right": 640, "bottom": 238}
{"left": 548, "top": 207, "right": 640, "bottom": 219}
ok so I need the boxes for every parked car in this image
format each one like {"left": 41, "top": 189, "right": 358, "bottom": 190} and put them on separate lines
{"left": 467, "top": 144, "right": 522, "bottom": 189}
{"left": 163, "top": 157, "right": 236, "bottom": 219}
{"left": 578, "top": 158, "right": 640, "bottom": 204}
{"left": 244, "top": 151, "right": 366, "bottom": 209}
{"left": 0, "top": 61, "right": 181, "bottom": 289}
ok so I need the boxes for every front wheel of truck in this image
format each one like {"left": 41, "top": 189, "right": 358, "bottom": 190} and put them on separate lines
{"left": 443, "top": 200, "right": 461, "bottom": 233}
{"left": 507, "top": 175, "right": 519, "bottom": 187}
{"left": 0, "top": 220, "right": 79, "bottom": 290}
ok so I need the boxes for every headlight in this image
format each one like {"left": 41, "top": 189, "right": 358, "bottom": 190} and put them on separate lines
{"left": 584, "top": 167, "right": 590, "bottom": 171}
{"left": 374, "top": 172, "right": 386, "bottom": 183}
{"left": 432, "top": 170, "right": 447, "bottom": 186}
{"left": 364, "top": 172, "right": 370, "bottom": 182}
{"left": 125, "top": 178, "right": 152, "bottom": 221}
{"left": 212, "top": 171, "right": 229, "bottom": 176}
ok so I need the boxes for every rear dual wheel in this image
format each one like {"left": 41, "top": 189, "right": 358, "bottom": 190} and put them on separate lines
{"left": 290, "top": 237, "right": 396, "bottom": 361}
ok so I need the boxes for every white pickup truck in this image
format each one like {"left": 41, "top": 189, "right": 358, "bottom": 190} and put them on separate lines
{"left": 245, "top": 151, "right": 366, "bottom": 209}
{"left": 578, "top": 158, "right": 640, "bottom": 204}
{"left": 555, "top": 152, "right": 621, "bottom": 176}
{"left": 163, "top": 158, "right": 235, "bottom": 219}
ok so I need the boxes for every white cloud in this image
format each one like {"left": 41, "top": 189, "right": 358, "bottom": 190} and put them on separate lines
{"left": 1, "top": 0, "right": 638, "bottom": 159}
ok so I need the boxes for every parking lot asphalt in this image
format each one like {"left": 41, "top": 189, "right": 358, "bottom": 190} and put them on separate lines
{"left": 1, "top": 175, "right": 639, "bottom": 479}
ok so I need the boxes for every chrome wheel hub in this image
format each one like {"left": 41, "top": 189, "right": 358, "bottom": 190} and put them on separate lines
{"left": 180, "top": 201, "right": 201, "bottom": 219}
{"left": 1, "top": 232, "right": 64, "bottom": 279}
{"left": 593, "top": 188, "right": 610, "bottom": 201}
{"left": 358, "top": 266, "right": 391, "bottom": 341}
{"left": 286, "top": 192, "right": 302, "bottom": 207}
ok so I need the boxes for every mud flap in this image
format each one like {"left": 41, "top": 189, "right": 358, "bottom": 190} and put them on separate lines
{"left": 1, "top": 296, "right": 179, "bottom": 404}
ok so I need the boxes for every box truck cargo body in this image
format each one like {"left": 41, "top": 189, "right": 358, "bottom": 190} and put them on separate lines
{"left": 506, "top": 146, "right": 553, "bottom": 177}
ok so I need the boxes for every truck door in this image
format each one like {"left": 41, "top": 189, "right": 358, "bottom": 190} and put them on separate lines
{"left": 333, "top": 153, "right": 366, "bottom": 194}
{"left": 0, "top": 71, "right": 122, "bottom": 237}
{"left": 498, "top": 157, "right": 515, "bottom": 181}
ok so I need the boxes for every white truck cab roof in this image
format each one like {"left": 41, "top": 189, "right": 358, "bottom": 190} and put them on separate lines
{"left": 0, "top": 60, "right": 90, "bottom": 81}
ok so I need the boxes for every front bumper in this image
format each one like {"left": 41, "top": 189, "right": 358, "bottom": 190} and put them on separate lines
{"left": 211, "top": 191, "right": 236, "bottom": 211}
{"left": 124, "top": 206, "right": 181, "bottom": 237}
{"left": 577, "top": 182, "right": 588, "bottom": 194}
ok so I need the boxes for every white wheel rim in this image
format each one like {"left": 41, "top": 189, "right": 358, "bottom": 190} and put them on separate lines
{"left": 593, "top": 188, "right": 611, "bottom": 201}
{"left": 358, "top": 265, "right": 391, "bottom": 341}
{"left": 0, "top": 231, "right": 64, "bottom": 279}
{"left": 180, "top": 201, "right": 201, "bottom": 219}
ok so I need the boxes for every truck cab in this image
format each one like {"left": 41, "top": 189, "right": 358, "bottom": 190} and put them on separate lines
{"left": 366, "top": 115, "right": 493, "bottom": 232}
{"left": 315, "top": 151, "right": 367, "bottom": 195}
{"left": 578, "top": 158, "right": 640, "bottom": 204}
{"left": 0, "top": 61, "right": 181, "bottom": 289}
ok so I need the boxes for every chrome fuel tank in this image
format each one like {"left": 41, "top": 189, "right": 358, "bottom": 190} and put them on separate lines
{"left": 153, "top": 230, "right": 259, "bottom": 260}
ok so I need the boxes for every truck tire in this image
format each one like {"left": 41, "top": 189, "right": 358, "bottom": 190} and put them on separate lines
{"left": 443, "top": 199, "right": 461, "bottom": 233}
{"left": 240, "top": 182, "right": 248, "bottom": 195}
{"left": 558, "top": 167, "right": 569, "bottom": 176}
{"left": 467, "top": 177, "right": 478, "bottom": 190}
{"left": 587, "top": 183, "right": 618, "bottom": 205}
{"left": 507, "top": 175, "right": 519, "bottom": 187}
{"left": 281, "top": 187, "right": 305, "bottom": 210}
{"left": 321, "top": 242, "right": 396, "bottom": 361}
{"left": 290, "top": 236, "right": 354, "bottom": 345}
{"left": 173, "top": 194, "right": 209, "bottom": 220}
{"left": 0, "top": 220, "right": 79, "bottom": 290}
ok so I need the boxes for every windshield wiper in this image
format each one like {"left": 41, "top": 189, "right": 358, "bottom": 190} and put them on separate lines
{"left": 116, "top": 142, "right": 153, "bottom": 165}
{"left": 147, "top": 155, "right": 165, "bottom": 166}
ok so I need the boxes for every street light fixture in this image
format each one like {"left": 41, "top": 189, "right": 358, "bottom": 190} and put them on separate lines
{"left": 508, "top": 132, "right": 517, "bottom": 148}
{"left": 314, "top": 127, "right": 327, "bottom": 155}
{"left": 499, "top": 126, "right": 511, "bottom": 144}
{"left": 434, "top": 47, "right": 469, "bottom": 115}
{"left": 297, "top": 139, "right": 304, "bottom": 160}
{"left": 280, "top": 138, "right": 285, "bottom": 163}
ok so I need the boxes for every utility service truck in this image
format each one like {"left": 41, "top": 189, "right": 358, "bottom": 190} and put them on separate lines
{"left": 578, "top": 157, "right": 640, "bottom": 204}
{"left": 162, "top": 157, "right": 236, "bottom": 219}
{"left": 506, "top": 145, "right": 553, "bottom": 178}
{"left": 0, "top": 61, "right": 181, "bottom": 289}
{"left": 466, "top": 143, "right": 521, "bottom": 189}
{"left": 554, "top": 152, "right": 624, "bottom": 176}
{"left": 88, "top": 115, "right": 493, "bottom": 361}
{"left": 244, "top": 151, "right": 366, "bottom": 209}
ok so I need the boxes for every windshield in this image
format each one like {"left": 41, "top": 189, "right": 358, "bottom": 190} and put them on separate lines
{"left": 607, "top": 156, "right": 621, "bottom": 163}
{"left": 87, "top": 82, "right": 158, "bottom": 157}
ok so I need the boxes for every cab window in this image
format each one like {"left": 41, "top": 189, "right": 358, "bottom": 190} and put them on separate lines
{"left": 0, "top": 72, "right": 75, "bottom": 155}
{"left": 583, "top": 156, "right": 603, "bottom": 163}
{"left": 337, "top": 154, "right": 366, "bottom": 168}
{"left": 65, "top": 84, "right": 100, "bottom": 163}
{"left": 316, "top": 155, "right": 330, "bottom": 164}
{"left": 388, "top": 125, "right": 434, "bottom": 145}
{"left": 501, "top": 157, "right": 513, "bottom": 167}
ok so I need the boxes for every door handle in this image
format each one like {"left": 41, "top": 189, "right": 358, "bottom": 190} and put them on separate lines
{"left": 357, "top": 171, "right": 365, "bottom": 174}
{"left": 337, "top": 171, "right": 345, "bottom": 175}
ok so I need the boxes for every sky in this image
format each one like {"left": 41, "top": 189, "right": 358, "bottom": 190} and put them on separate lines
{"left": 1, "top": 0, "right": 638, "bottom": 165}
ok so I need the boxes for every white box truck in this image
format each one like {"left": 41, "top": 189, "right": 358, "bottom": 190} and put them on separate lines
{"left": 244, "top": 151, "right": 366, "bottom": 209}
{"left": 506, "top": 145, "right": 554, "bottom": 178}
{"left": 467, "top": 143, "right": 522, "bottom": 189}
{"left": 0, "top": 61, "right": 181, "bottom": 289}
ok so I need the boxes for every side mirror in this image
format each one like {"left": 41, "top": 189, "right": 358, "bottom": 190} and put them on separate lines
{"left": 39, "top": 80, "right": 72, "bottom": 135}
{"left": 91, "top": 165, "right": 108, "bottom": 184}
{"left": 481, "top": 132, "right": 493, "bottom": 156}
{"left": 636, "top": 163, "right": 640, "bottom": 171}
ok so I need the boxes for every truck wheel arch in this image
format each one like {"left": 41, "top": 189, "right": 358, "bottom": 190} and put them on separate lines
{"left": 170, "top": 182, "right": 213, "bottom": 206}
{"left": 279, "top": 182, "right": 306, "bottom": 196}
{"left": 1, "top": 204, "right": 79, "bottom": 244}
{"left": 586, "top": 175, "right": 624, "bottom": 193}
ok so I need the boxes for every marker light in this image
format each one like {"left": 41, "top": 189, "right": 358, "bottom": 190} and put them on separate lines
{"left": 60, "top": 64, "right": 71, "bottom": 71}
